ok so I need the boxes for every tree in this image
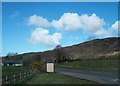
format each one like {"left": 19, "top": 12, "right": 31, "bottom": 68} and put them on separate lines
{"left": 34, "top": 54, "right": 42, "bottom": 62}
{"left": 7, "top": 52, "right": 18, "bottom": 57}
{"left": 54, "top": 45, "right": 66, "bottom": 63}
{"left": 6, "top": 52, "right": 18, "bottom": 59}
{"left": 54, "top": 45, "right": 62, "bottom": 49}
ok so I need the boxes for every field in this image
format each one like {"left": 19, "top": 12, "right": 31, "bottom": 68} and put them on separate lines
{"left": 24, "top": 73, "right": 98, "bottom": 84}
{"left": 58, "top": 59, "right": 119, "bottom": 72}
{"left": 2, "top": 59, "right": 119, "bottom": 84}
{"left": 2, "top": 66, "right": 30, "bottom": 77}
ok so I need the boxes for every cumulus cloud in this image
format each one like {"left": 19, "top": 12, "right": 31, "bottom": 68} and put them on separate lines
{"left": 28, "top": 15, "right": 50, "bottom": 27}
{"left": 110, "top": 20, "right": 120, "bottom": 36}
{"left": 51, "top": 13, "right": 109, "bottom": 36}
{"left": 51, "top": 13, "right": 82, "bottom": 30}
{"left": 80, "top": 14, "right": 107, "bottom": 36}
{"left": 29, "top": 28, "right": 62, "bottom": 47}
{"left": 28, "top": 13, "right": 112, "bottom": 37}
{"left": 111, "top": 21, "right": 119, "bottom": 31}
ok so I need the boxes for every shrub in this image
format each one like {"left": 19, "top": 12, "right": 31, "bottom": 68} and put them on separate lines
{"left": 30, "top": 61, "right": 43, "bottom": 70}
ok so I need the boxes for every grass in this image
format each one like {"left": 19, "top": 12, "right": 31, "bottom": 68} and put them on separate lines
{"left": 24, "top": 72, "right": 97, "bottom": 84}
{"left": 2, "top": 66, "right": 30, "bottom": 77}
{"left": 58, "top": 59, "right": 119, "bottom": 72}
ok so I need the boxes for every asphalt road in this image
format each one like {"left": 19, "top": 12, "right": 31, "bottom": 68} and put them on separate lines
{"left": 55, "top": 67, "right": 119, "bottom": 84}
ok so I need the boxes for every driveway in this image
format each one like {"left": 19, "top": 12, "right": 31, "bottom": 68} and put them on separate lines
{"left": 55, "top": 67, "right": 119, "bottom": 84}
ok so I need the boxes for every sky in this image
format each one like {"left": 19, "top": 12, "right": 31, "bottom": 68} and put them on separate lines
{"left": 2, "top": 2, "right": 119, "bottom": 56}
{"left": 2, "top": 0, "right": 120, "bottom": 2}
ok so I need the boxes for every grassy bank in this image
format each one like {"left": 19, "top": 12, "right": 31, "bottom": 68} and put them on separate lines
{"left": 58, "top": 59, "right": 119, "bottom": 72}
{"left": 24, "top": 73, "right": 97, "bottom": 84}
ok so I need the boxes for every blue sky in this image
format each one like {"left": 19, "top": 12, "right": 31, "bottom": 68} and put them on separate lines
{"left": 2, "top": 2, "right": 118, "bottom": 56}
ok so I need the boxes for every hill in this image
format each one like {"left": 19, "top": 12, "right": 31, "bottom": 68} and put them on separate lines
{"left": 60, "top": 37, "right": 120, "bottom": 60}
{"left": 2, "top": 37, "right": 120, "bottom": 65}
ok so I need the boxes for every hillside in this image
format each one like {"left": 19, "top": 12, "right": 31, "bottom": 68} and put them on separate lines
{"left": 2, "top": 37, "right": 120, "bottom": 65}
{"left": 60, "top": 37, "right": 120, "bottom": 60}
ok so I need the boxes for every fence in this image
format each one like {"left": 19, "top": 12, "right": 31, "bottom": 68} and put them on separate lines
{"left": 2, "top": 69, "right": 37, "bottom": 85}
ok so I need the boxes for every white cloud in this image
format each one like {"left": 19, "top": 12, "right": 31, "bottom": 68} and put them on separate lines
{"left": 51, "top": 13, "right": 82, "bottom": 30}
{"left": 51, "top": 13, "right": 109, "bottom": 36}
{"left": 80, "top": 14, "right": 107, "bottom": 36}
{"left": 110, "top": 20, "right": 120, "bottom": 36}
{"left": 29, "top": 27, "right": 62, "bottom": 47}
{"left": 28, "top": 15, "right": 50, "bottom": 27}
{"left": 28, "top": 13, "right": 111, "bottom": 37}
{"left": 111, "top": 21, "right": 119, "bottom": 31}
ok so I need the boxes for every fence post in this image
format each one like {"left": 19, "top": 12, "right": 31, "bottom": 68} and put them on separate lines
{"left": 4, "top": 70, "right": 33, "bottom": 85}
{"left": 5, "top": 76, "right": 8, "bottom": 84}
{"left": 30, "top": 69, "right": 32, "bottom": 76}
{"left": 13, "top": 74, "right": 16, "bottom": 84}
{"left": 20, "top": 73, "right": 22, "bottom": 82}
{"left": 27, "top": 71, "right": 29, "bottom": 77}
{"left": 26, "top": 72, "right": 27, "bottom": 77}
{"left": 29, "top": 70, "right": 31, "bottom": 76}
{"left": 24, "top": 72, "right": 26, "bottom": 78}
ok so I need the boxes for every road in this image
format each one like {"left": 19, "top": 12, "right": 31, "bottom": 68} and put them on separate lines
{"left": 55, "top": 67, "right": 119, "bottom": 84}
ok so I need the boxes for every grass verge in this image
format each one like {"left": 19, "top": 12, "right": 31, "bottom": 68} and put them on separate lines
{"left": 57, "top": 59, "right": 119, "bottom": 72}
{"left": 24, "top": 72, "right": 98, "bottom": 84}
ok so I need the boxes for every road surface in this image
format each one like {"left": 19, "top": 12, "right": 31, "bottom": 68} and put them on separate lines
{"left": 55, "top": 67, "right": 119, "bottom": 84}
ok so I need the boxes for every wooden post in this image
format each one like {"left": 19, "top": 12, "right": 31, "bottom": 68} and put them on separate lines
{"left": 20, "top": 73, "right": 22, "bottom": 81}
{"left": 4, "top": 70, "right": 34, "bottom": 85}
{"left": 24, "top": 72, "right": 26, "bottom": 78}
{"left": 30, "top": 70, "right": 32, "bottom": 76}
{"left": 26, "top": 72, "right": 27, "bottom": 77}
{"left": 29, "top": 70, "right": 30, "bottom": 76}
{"left": 27, "top": 71, "right": 29, "bottom": 77}
{"left": 13, "top": 74, "right": 16, "bottom": 83}
{"left": 5, "top": 76, "right": 8, "bottom": 84}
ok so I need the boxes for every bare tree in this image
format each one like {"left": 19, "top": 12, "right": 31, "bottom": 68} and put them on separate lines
{"left": 54, "top": 45, "right": 66, "bottom": 63}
